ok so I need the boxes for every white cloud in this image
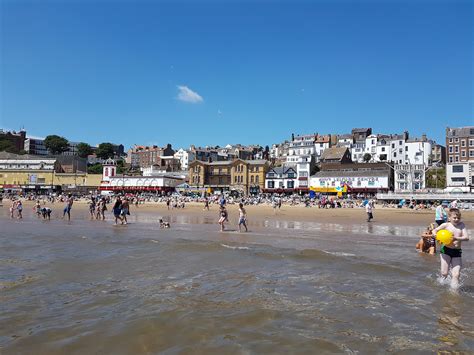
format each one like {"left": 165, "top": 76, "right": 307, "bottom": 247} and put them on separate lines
{"left": 176, "top": 85, "right": 203, "bottom": 103}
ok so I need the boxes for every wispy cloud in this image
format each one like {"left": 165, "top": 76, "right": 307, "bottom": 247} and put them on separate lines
{"left": 176, "top": 85, "right": 203, "bottom": 103}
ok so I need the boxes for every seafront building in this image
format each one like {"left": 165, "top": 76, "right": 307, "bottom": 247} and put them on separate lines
{"left": 188, "top": 159, "right": 270, "bottom": 195}
{"left": 445, "top": 126, "right": 474, "bottom": 191}
{"left": 99, "top": 159, "right": 184, "bottom": 193}
{"left": 0, "top": 152, "right": 102, "bottom": 193}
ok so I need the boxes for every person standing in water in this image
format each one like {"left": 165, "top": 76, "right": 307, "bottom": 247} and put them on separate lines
{"left": 366, "top": 200, "right": 374, "bottom": 222}
{"left": 112, "top": 197, "right": 123, "bottom": 225}
{"left": 218, "top": 205, "right": 228, "bottom": 232}
{"left": 62, "top": 193, "right": 74, "bottom": 221}
{"left": 238, "top": 203, "right": 248, "bottom": 232}
{"left": 432, "top": 208, "right": 470, "bottom": 290}
{"left": 435, "top": 202, "right": 448, "bottom": 226}
{"left": 120, "top": 197, "right": 130, "bottom": 225}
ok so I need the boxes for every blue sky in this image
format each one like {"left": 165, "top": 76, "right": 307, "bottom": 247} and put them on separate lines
{"left": 1, "top": 0, "right": 472, "bottom": 150}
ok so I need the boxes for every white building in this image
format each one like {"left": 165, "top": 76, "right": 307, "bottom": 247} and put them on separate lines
{"left": 310, "top": 170, "right": 391, "bottom": 194}
{"left": 0, "top": 154, "right": 56, "bottom": 170}
{"left": 100, "top": 159, "right": 184, "bottom": 193}
{"left": 264, "top": 166, "right": 297, "bottom": 192}
{"left": 393, "top": 164, "right": 427, "bottom": 192}
{"left": 446, "top": 162, "right": 474, "bottom": 192}
{"left": 174, "top": 148, "right": 195, "bottom": 170}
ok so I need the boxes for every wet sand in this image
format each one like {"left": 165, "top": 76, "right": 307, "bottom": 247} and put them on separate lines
{"left": 1, "top": 201, "right": 473, "bottom": 354}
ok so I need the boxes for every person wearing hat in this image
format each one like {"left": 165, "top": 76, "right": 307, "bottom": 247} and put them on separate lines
{"left": 435, "top": 202, "right": 448, "bottom": 226}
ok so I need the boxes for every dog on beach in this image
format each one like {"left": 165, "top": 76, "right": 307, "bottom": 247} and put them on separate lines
{"left": 159, "top": 219, "right": 170, "bottom": 228}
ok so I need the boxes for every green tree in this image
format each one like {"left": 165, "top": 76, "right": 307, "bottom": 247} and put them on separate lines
{"left": 87, "top": 163, "right": 103, "bottom": 174}
{"left": 363, "top": 153, "right": 372, "bottom": 162}
{"left": 95, "top": 142, "right": 115, "bottom": 159}
{"left": 0, "top": 137, "right": 17, "bottom": 153}
{"left": 44, "top": 135, "right": 69, "bottom": 155}
{"left": 77, "top": 142, "right": 93, "bottom": 158}
{"left": 426, "top": 167, "right": 446, "bottom": 189}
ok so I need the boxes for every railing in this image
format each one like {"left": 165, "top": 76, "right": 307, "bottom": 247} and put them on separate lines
{"left": 376, "top": 192, "right": 474, "bottom": 200}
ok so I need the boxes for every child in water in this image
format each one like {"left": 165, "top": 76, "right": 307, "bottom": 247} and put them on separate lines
{"left": 416, "top": 223, "right": 436, "bottom": 255}
{"left": 432, "top": 208, "right": 470, "bottom": 290}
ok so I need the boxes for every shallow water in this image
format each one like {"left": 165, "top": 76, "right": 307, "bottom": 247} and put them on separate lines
{"left": 1, "top": 206, "right": 473, "bottom": 354}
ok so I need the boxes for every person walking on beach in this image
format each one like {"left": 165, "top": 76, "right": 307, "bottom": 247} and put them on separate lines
{"left": 238, "top": 203, "right": 248, "bottom": 232}
{"left": 435, "top": 202, "right": 448, "bottom": 226}
{"left": 96, "top": 197, "right": 107, "bottom": 220}
{"left": 16, "top": 200, "right": 23, "bottom": 219}
{"left": 112, "top": 197, "right": 123, "bottom": 225}
{"left": 432, "top": 208, "right": 470, "bottom": 290}
{"left": 35, "top": 200, "right": 42, "bottom": 218}
{"left": 120, "top": 198, "right": 130, "bottom": 225}
{"left": 89, "top": 196, "right": 96, "bottom": 220}
{"left": 218, "top": 205, "right": 228, "bottom": 232}
{"left": 204, "top": 197, "right": 210, "bottom": 211}
{"left": 62, "top": 193, "right": 74, "bottom": 221}
{"left": 366, "top": 200, "right": 374, "bottom": 222}
{"left": 10, "top": 200, "right": 16, "bottom": 218}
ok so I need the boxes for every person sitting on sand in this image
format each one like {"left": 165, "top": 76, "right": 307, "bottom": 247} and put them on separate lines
{"left": 416, "top": 223, "right": 436, "bottom": 255}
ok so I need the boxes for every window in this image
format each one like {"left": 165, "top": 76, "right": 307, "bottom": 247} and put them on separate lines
{"left": 455, "top": 138, "right": 459, "bottom": 143}
{"left": 452, "top": 177, "right": 465, "bottom": 182}
{"left": 461, "top": 140, "right": 466, "bottom": 147}
{"left": 470, "top": 150, "right": 474, "bottom": 157}
{"left": 452, "top": 165, "right": 463, "bottom": 173}
{"left": 268, "top": 181, "right": 275, "bottom": 188}
{"left": 288, "top": 173, "right": 295, "bottom": 178}
{"left": 449, "top": 156, "right": 453, "bottom": 163}
{"left": 287, "top": 181, "right": 294, "bottom": 188}
{"left": 449, "top": 138, "right": 453, "bottom": 143}
{"left": 414, "top": 172, "right": 422, "bottom": 180}
{"left": 455, "top": 156, "right": 459, "bottom": 162}
{"left": 256, "top": 175, "right": 259, "bottom": 183}
{"left": 405, "top": 146, "right": 408, "bottom": 151}
{"left": 399, "top": 140, "right": 403, "bottom": 145}
{"left": 279, "top": 181, "right": 284, "bottom": 188}
{"left": 381, "top": 147, "right": 385, "bottom": 152}
{"left": 449, "top": 146, "right": 453, "bottom": 153}
{"left": 469, "top": 139, "right": 474, "bottom": 147}
{"left": 455, "top": 146, "right": 459, "bottom": 153}
{"left": 462, "top": 151, "right": 466, "bottom": 157}
{"left": 392, "top": 143, "right": 395, "bottom": 148}
{"left": 250, "top": 175, "right": 254, "bottom": 183}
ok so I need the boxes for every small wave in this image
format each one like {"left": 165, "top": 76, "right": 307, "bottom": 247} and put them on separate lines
{"left": 323, "top": 251, "right": 356, "bottom": 257}
{"left": 220, "top": 244, "right": 250, "bottom": 250}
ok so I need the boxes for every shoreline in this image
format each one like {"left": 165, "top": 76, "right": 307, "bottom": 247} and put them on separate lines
{"left": 5, "top": 199, "right": 474, "bottom": 227}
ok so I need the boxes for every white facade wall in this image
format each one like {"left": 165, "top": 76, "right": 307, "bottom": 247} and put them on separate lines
{"left": 351, "top": 143, "right": 366, "bottom": 162}
{"left": 394, "top": 164, "right": 427, "bottom": 192}
{"left": 446, "top": 162, "right": 473, "bottom": 187}
{"left": 314, "top": 142, "right": 330, "bottom": 161}
{"left": 405, "top": 141, "right": 432, "bottom": 165}
{"left": 0, "top": 159, "right": 56, "bottom": 170}
{"left": 104, "top": 176, "right": 182, "bottom": 188}
{"left": 310, "top": 175, "right": 389, "bottom": 190}
{"left": 375, "top": 143, "right": 390, "bottom": 162}
{"left": 174, "top": 149, "right": 194, "bottom": 170}
{"left": 388, "top": 138, "right": 406, "bottom": 164}
{"left": 364, "top": 135, "right": 378, "bottom": 159}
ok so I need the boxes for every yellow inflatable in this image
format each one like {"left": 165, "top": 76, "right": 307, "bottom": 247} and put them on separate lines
{"left": 436, "top": 229, "right": 453, "bottom": 245}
